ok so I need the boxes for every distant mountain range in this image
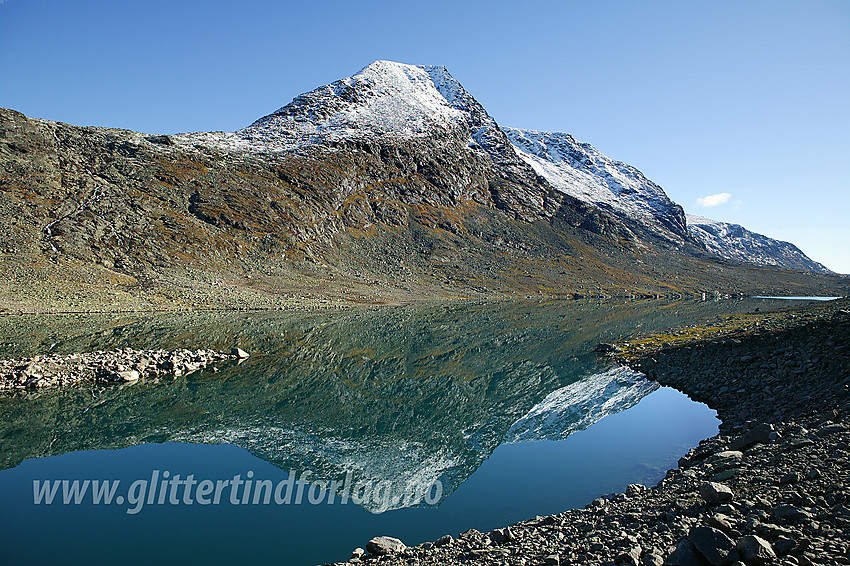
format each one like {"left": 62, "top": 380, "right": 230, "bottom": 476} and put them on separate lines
{"left": 502, "top": 127, "right": 829, "bottom": 274}
{"left": 1, "top": 60, "right": 846, "bottom": 310}
{"left": 685, "top": 215, "right": 831, "bottom": 274}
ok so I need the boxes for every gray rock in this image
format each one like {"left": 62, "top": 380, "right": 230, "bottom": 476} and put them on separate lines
{"left": 350, "top": 547, "right": 365, "bottom": 559}
{"left": 434, "top": 534, "right": 453, "bottom": 547}
{"left": 772, "top": 504, "right": 812, "bottom": 523}
{"left": 779, "top": 471, "right": 800, "bottom": 484}
{"left": 815, "top": 423, "right": 848, "bottom": 437}
{"left": 736, "top": 535, "right": 775, "bottom": 565}
{"left": 616, "top": 545, "right": 643, "bottom": 564}
{"left": 665, "top": 539, "right": 709, "bottom": 566}
{"left": 700, "top": 482, "right": 734, "bottom": 505}
{"left": 644, "top": 553, "right": 665, "bottom": 566}
{"left": 707, "top": 514, "right": 734, "bottom": 533}
{"left": 544, "top": 554, "right": 560, "bottom": 566}
{"left": 115, "top": 369, "right": 140, "bottom": 382}
{"left": 688, "top": 526, "right": 736, "bottom": 565}
{"left": 714, "top": 451, "right": 743, "bottom": 461}
{"left": 711, "top": 469, "right": 742, "bottom": 483}
{"left": 365, "top": 536, "right": 406, "bottom": 555}
{"left": 729, "top": 424, "right": 774, "bottom": 451}
{"left": 773, "top": 536, "right": 796, "bottom": 555}
{"left": 488, "top": 528, "right": 508, "bottom": 544}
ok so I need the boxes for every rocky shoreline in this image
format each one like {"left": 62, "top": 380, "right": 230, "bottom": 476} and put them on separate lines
{"left": 331, "top": 298, "right": 850, "bottom": 566}
{"left": 0, "top": 347, "right": 248, "bottom": 390}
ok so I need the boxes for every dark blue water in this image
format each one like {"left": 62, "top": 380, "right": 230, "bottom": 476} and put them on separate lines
{"left": 0, "top": 299, "right": 774, "bottom": 565}
{"left": 0, "top": 387, "right": 715, "bottom": 565}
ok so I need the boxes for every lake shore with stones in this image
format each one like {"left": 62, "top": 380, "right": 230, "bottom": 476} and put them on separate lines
{"left": 334, "top": 298, "right": 850, "bottom": 566}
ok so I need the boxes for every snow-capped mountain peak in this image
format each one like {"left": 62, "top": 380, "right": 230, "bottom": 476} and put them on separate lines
{"left": 242, "top": 61, "right": 468, "bottom": 149}
{"left": 686, "top": 214, "right": 832, "bottom": 273}
{"left": 183, "top": 60, "right": 510, "bottom": 155}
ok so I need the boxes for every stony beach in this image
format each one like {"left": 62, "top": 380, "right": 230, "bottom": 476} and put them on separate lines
{"left": 332, "top": 298, "right": 850, "bottom": 566}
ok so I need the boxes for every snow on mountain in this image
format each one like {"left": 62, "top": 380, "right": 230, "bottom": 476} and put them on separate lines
{"left": 503, "top": 128, "right": 689, "bottom": 245}
{"left": 686, "top": 214, "right": 832, "bottom": 273}
{"left": 175, "top": 60, "right": 828, "bottom": 268}
{"left": 181, "top": 60, "right": 510, "bottom": 159}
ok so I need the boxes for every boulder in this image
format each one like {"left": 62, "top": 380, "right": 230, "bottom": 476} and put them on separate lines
{"left": 366, "top": 536, "right": 406, "bottom": 555}
{"left": 687, "top": 526, "right": 736, "bottom": 565}
{"left": 699, "top": 482, "right": 734, "bottom": 505}
{"left": 615, "top": 545, "right": 642, "bottom": 565}
{"left": 729, "top": 424, "right": 773, "bottom": 451}
{"left": 736, "top": 535, "right": 775, "bottom": 565}
{"left": 231, "top": 347, "right": 250, "bottom": 359}
{"left": 665, "top": 539, "right": 709, "bottom": 565}
{"left": 434, "top": 534, "right": 453, "bottom": 547}
{"left": 115, "top": 370, "right": 140, "bottom": 382}
{"left": 772, "top": 504, "right": 812, "bottom": 523}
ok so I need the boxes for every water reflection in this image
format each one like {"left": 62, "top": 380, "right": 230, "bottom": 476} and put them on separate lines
{"left": 0, "top": 299, "right": 765, "bottom": 511}
{"left": 0, "top": 299, "right": 747, "bottom": 565}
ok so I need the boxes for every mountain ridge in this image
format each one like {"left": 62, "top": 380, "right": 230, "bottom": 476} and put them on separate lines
{"left": 1, "top": 60, "right": 847, "bottom": 311}
{"left": 686, "top": 214, "right": 832, "bottom": 274}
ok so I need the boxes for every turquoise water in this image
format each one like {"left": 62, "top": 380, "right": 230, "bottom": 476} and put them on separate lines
{"left": 0, "top": 387, "right": 715, "bottom": 566}
{"left": 0, "top": 299, "right": 781, "bottom": 565}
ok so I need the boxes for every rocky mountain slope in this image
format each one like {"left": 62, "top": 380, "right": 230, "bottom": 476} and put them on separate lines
{"left": 686, "top": 214, "right": 832, "bottom": 274}
{"left": 503, "top": 127, "right": 833, "bottom": 275}
{"left": 503, "top": 128, "right": 689, "bottom": 246}
{"left": 1, "top": 61, "right": 847, "bottom": 311}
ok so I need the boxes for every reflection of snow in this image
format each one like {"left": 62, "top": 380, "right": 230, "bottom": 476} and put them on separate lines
{"left": 504, "top": 366, "right": 658, "bottom": 443}
{"left": 170, "top": 367, "right": 656, "bottom": 513}
{"left": 171, "top": 423, "right": 458, "bottom": 514}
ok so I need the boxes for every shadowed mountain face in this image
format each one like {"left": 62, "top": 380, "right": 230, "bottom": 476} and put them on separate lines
{"left": 1, "top": 62, "right": 848, "bottom": 311}
{"left": 0, "top": 299, "right": 782, "bottom": 511}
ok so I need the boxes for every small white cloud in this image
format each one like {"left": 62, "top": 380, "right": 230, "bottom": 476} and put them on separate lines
{"left": 697, "top": 192, "right": 732, "bottom": 207}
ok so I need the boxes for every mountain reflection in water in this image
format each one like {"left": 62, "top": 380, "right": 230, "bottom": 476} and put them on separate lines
{"left": 0, "top": 299, "right": 757, "bottom": 511}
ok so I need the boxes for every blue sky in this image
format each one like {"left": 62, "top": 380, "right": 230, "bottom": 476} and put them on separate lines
{"left": 2, "top": 0, "right": 848, "bottom": 273}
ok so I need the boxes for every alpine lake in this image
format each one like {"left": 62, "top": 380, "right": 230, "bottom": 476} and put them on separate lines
{"left": 0, "top": 298, "right": 804, "bottom": 565}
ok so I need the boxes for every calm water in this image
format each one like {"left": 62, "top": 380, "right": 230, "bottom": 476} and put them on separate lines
{"left": 0, "top": 299, "right": 791, "bottom": 565}
{"left": 751, "top": 295, "right": 842, "bottom": 301}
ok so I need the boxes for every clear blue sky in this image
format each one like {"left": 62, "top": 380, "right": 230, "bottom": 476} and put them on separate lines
{"left": 2, "top": 0, "right": 848, "bottom": 273}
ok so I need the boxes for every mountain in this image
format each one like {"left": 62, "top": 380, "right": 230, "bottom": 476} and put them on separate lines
{"left": 503, "top": 127, "right": 834, "bottom": 275}
{"left": 503, "top": 128, "right": 689, "bottom": 246}
{"left": 686, "top": 214, "right": 832, "bottom": 274}
{"left": 1, "top": 61, "right": 847, "bottom": 311}
{"left": 179, "top": 60, "right": 558, "bottom": 223}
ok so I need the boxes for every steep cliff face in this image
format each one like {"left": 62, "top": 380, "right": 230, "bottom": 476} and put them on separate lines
{"left": 686, "top": 215, "right": 832, "bottom": 274}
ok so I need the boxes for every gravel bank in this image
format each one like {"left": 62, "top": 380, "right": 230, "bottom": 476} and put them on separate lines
{"left": 332, "top": 299, "right": 850, "bottom": 566}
